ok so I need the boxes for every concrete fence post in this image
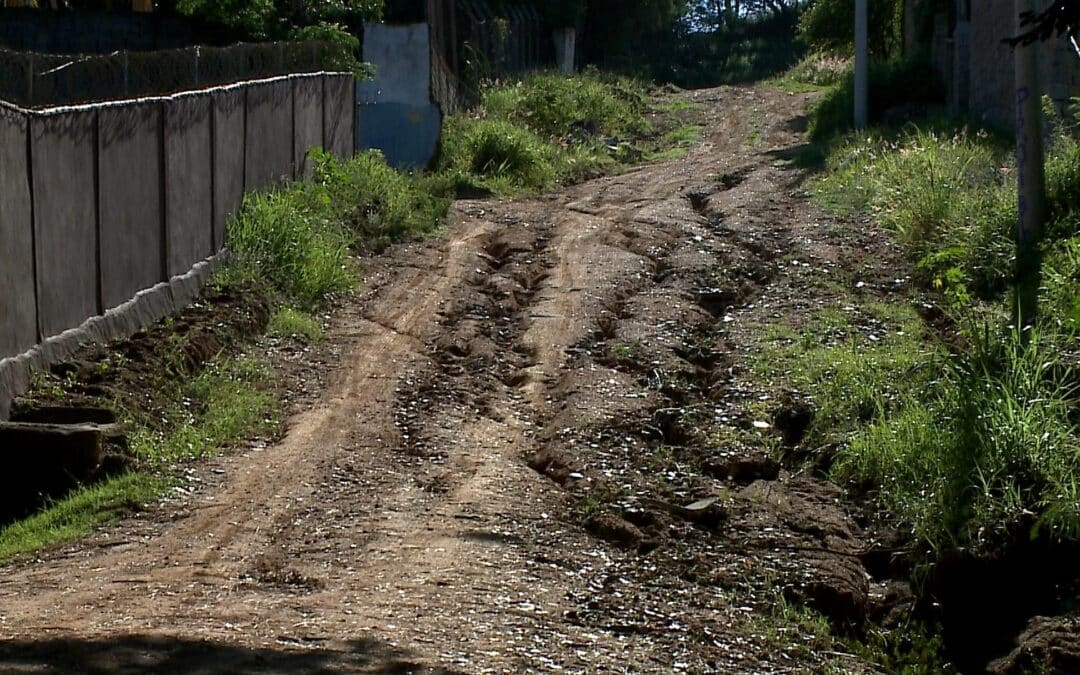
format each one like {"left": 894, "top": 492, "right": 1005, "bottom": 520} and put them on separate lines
{"left": 854, "top": 0, "right": 869, "bottom": 129}
{"left": 1014, "top": 0, "right": 1046, "bottom": 327}
{"left": 27, "top": 53, "right": 33, "bottom": 106}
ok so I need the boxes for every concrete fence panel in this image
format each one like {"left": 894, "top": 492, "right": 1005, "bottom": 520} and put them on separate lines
{"left": 293, "top": 76, "right": 325, "bottom": 179}
{"left": 211, "top": 87, "right": 246, "bottom": 250}
{"left": 245, "top": 79, "right": 294, "bottom": 192}
{"left": 0, "top": 107, "right": 36, "bottom": 358}
{"left": 2, "top": 71, "right": 356, "bottom": 417}
{"left": 165, "top": 93, "right": 213, "bottom": 277}
{"left": 31, "top": 110, "right": 99, "bottom": 338}
{"left": 98, "top": 101, "right": 165, "bottom": 310}
{"left": 324, "top": 75, "right": 354, "bottom": 160}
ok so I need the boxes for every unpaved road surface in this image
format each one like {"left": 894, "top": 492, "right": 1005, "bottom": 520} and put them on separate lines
{"left": 0, "top": 87, "right": 904, "bottom": 673}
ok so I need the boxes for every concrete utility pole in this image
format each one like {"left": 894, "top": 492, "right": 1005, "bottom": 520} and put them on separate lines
{"left": 854, "top": 0, "right": 868, "bottom": 129}
{"left": 1014, "top": 0, "right": 1046, "bottom": 327}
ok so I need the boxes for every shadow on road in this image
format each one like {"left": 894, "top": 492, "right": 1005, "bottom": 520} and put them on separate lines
{"left": 0, "top": 634, "right": 463, "bottom": 674}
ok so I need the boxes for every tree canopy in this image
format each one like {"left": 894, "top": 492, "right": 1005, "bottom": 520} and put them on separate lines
{"left": 1012, "top": 0, "right": 1080, "bottom": 44}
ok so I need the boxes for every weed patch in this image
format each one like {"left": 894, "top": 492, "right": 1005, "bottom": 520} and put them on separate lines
{"left": 437, "top": 71, "right": 665, "bottom": 195}
{"left": 270, "top": 307, "right": 324, "bottom": 342}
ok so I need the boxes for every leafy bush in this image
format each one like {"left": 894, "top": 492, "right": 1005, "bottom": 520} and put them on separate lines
{"left": 799, "top": 0, "right": 903, "bottom": 57}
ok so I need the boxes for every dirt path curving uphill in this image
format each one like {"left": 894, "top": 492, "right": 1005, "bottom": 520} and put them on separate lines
{"left": 0, "top": 86, "right": 903, "bottom": 673}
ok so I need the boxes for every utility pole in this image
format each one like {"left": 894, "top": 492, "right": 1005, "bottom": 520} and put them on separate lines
{"left": 854, "top": 0, "right": 868, "bottom": 129}
{"left": 1014, "top": 0, "right": 1046, "bottom": 329}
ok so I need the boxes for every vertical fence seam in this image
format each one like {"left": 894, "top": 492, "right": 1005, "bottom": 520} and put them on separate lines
{"left": 209, "top": 94, "right": 217, "bottom": 252}
{"left": 158, "top": 101, "right": 169, "bottom": 281}
{"left": 25, "top": 112, "right": 40, "bottom": 343}
{"left": 92, "top": 109, "right": 103, "bottom": 315}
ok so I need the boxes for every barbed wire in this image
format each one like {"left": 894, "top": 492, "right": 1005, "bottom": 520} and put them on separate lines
{"left": 0, "top": 41, "right": 348, "bottom": 108}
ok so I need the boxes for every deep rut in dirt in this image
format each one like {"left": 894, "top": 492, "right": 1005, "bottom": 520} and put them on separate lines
{"left": 0, "top": 86, "right": 911, "bottom": 673}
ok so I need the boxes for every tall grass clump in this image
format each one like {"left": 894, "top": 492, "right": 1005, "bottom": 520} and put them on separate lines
{"left": 224, "top": 183, "right": 355, "bottom": 309}
{"left": 437, "top": 71, "right": 656, "bottom": 195}
{"left": 223, "top": 149, "right": 451, "bottom": 307}
{"left": 814, "top": 125, "right": 1016, "bottom": 301}
{"left": 313, "top": 149, "right": 451, "bottom": 250}
{"left": 439, "top": 116, "right": 562, "bottom": 194}
{"left": 482, "top": 71, "right": 651, "bottom": 140}
{"left": 834, "top": 328, "right": 1080, "bottom": 554}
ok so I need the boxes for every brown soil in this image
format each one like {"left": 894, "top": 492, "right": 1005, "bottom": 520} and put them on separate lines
{"left": 0, "top": 86, "right": 914, "bottom": 673}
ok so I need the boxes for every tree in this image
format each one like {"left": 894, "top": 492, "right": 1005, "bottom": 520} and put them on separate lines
{"left": 581, "top": 0, "right": 690, "bottom": 70}
{"left": 798, "top": 0, "right": 902, "bottom": 56}
{"left": 1011, "top": 0, "right": 1080, "bottom": 44}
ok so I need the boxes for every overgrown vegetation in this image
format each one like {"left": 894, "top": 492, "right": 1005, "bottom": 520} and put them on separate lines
{"left": 438, "top": 71, "right": 669, "bottom": 195}
{"left": 805, "top": 107, "right": 1080, "bottom": 556}
{"left": 220, "top": 148, "right": 449, "bottom": 307}
{"left": 0, "top": 71, "right": 679, "bottom": 561}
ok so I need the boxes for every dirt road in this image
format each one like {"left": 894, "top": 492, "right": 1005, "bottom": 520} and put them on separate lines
{"left": 0, "top": 86, "right": 901, "bottom": 673}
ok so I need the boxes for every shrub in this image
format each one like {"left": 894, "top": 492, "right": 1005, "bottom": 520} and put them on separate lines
{"left": 482, "top": 70, "right": 650, "bottom": 141}
{"left": 439, "top": 117, "right": 562, "bottom": 194}
{"left": 798, "top": 0, "right": 903, "bottom": 57}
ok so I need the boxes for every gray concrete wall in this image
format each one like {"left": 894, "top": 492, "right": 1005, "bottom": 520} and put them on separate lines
{"left": 31, "top": 111, "right": 99, "bottom": 338}
{"left": 212, "top": 87, "right": 246, "bottom": 251}
{"left": 0, "top": 107, "right": 36, "bottom": 358}
{"left": 958, "top": 0, "right": 1080, "bottom": 130}
{"left": 356, "top": 23, "right": 443, "bottom": 169}
{"left": 293, "top": 76, "right": 325, "bottom": 179}
{"left": 245, "top": 80, "right": 295, "bottom": 192}
{"left": 165, "top": 93, "right": 214, "bottom": 277}
{"left": 1, "top": 71, "right": 355, "bottom": 417}
{"left": 324, "top": 75, "right": 355, "bottom": 159}
{"left": 98, "top": 101, "right": 165, "bottom": 310}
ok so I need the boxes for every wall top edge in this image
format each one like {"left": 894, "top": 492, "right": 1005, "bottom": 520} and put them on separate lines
{"left": 0, "top": 70, "right": 352, "bottom": 117}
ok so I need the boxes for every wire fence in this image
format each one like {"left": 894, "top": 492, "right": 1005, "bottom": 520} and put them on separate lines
{"left": 0, "top": 40, "right": 352, "bottom": 108}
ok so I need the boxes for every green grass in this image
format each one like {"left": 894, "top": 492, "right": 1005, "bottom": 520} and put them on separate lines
{"left": 806, "top": 100, "right": 1080, "bottom": 559}
{"left": 0, "top": 473, "right": 166, "bottom": 561}
{"left": 834, "top": 327, "right": 1080, "bottom": 554}
{"left": 270, "top": 307, "right": 324, "bottom": 342}
{"left": 750, "top": 302, "right": 932, "bottom": 448}
{"left": 220, "top": 149, "right": 450, "bottom": 307}
{"left": 766, "top": 52, "right": 851, "bottom": 93}
{"left": 129, "top": 356, "right": 280, "bottom": 465}
{"left": 0, "top": 354, "right": 279, "bottom": 563}
{"left": 437, "top": 71, "right": 659, "bottom": 195}
{"left": 439, "top": 116, "right": 566, "bottom": 194}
